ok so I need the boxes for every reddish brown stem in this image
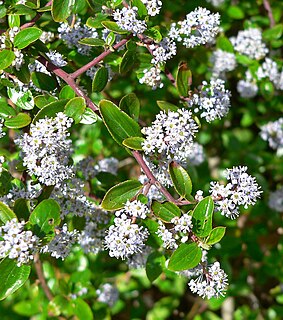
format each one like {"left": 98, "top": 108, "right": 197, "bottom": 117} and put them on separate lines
{"left": 263, "top": 0, "right": 275, "bottom": 27}
{"left": 71, "top": 36, "right": 132, "bottom": 79}
{"left": 21, "top": 1, "right": 52, "bottom": 30}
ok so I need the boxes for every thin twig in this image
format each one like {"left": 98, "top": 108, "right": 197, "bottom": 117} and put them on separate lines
{"left": 263, "top": 0, "right": 275, "bottom": 28}
{"left": 34, "top": 253, "right": 54, "bottom": 301}
{"left": 21, "top": 1, "right": 52, "bottom": 30}
{"left": 71, "top": 36, "right": 132, "bottom": 79}
{"left": 37, "top": 55, "right": 99, "bottom": 113}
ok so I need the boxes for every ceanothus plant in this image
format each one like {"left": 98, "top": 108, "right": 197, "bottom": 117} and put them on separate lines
{"left": 0, "top": 0, "right": 281, "bottom": 318}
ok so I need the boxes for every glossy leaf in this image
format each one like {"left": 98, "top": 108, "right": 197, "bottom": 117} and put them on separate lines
{"left": 79, "top": 108, "right": 98, "bottom": 124}
{"left": 34, "top": 94, "right": 57, "bottom": 109}
{"left": 13, "top": 27, "right": 42, "bottom": 49}
{"left": 101, "top": 21, "right": 129, "bottom": 34}
{"left": 92, "top": 66, "right": 108, "bottom": 92}
{"left": 120, "top": 50, "right": 136, "bottom": 74}
{"left": 51, "top": 0, "right": 75, "bottom": 22}
{"left": 0, "top": 170, "right": 13, "bottom": 196}
{"left": 65, "top": 97, "right": 86, "bottom": 124}
{"left": 168, "top": 242, "right": 202, "bottom": 271}
{"left": 146, "top": 252, "right": 165, "bottom": 282}
{"left": 0, "top": 201, "right": 17, "bottom": 223}
{"left": 206, "top": 227, "right": 226, "bottom": 245}
{"left": 122, "top": 137, "right": 145, "bottom": 150}
{"left": 59, "top": 86, "right": 76, "bottom": 99}
{"left": 0, "top": 258, "right": 31, "bottom": 301}
{"left": 33, "top": 99, "right": 68, "bottom": 123}
{"left": 29, "top": 199, "right": 61, "bottom": 238}
{"left": 7, "top": 87, "right": 34, "bottom": 110}
{"left": 132, "top": 0, "right": 147, "bottom": 17}
{"left": 31, "top": 72, "right": 57, "bottom": 91}
{"left": 99, "top": 99, "right": 142, "bottom": 146}
{"left": 144, "top": 27, "right": 162, "bottom": 42}
{"left": 4, "top": 113, "right": 31, "bottom": 129}
{"left": 101, "top": 180, "right": 143, "bottom": 210}
{"left": 176, "top": 61, "right": 191, "bottom": 97}
{"left": 0, "top": 103, "right": 17, "bottom": 117}
{"left": 169, "top": 162, "right": 192, "bottom": 200}
{"left": 119, "top": 93, "right": 140, "bottom": 120}
{"left": 263, "top": 24, "right": 283, "bottom": 41}
{"left": 151, "top": 201, "right": 181, "bottom": 223}
{"left": 78, "top": 38, "right": 105, "bottom": 47}
{"left": 0, "top": 50, "right": 15, "bottom": 70}
{"left": 192, "top": 196, "right": 214, "bottom": 237}
{"left": 72, "top": 298, "right": 93, "bottom": 320}
{"left": 156, "top": 100, "right": 178, "bottom": 112}
{"left": 216, "top": 36, "right": 234, "bottom": 53}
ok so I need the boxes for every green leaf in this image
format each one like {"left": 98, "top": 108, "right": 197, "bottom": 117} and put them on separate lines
{"left": 0, "top": 50, "right": 15, "bottom": 70}
{"left": 92, "top": 66, "right": 108, "bottom": 92}
{"left": 144, "top": 27, "right": 162, "bottom": 42}
{"left": 260, "top": 80, "right": 274, "bottom": 100}
{"left": 227, "top": 6, "right": 244, "bottom": 19}
{"left": 120, "top": 50, "right": 136, "bottom": 74}
{"left": 31, "top": 72, "right": 57, "bottom": 91}
{"left": 119, "top": 93, "right": 140, "bottom": 120}
{"left": 0, "top": 258, "right": 31, "bottom": 301}
{"left": 146, "top": 252, "right": 165, "bottom": 282}
{"left": 101, "top": 180, "right": 143, "bottom": 210}
{"left": 13, "top": 27, "right": 42, "bottom": 49}
{"left": 0, "top": 102, "right": 17, "bottom": 117}
{"left": 99, "top": 99, "right": 142, "bottom": 146}
{"left": 79, "top": 108, "right": 98, "bottom": 124}
{"left": 206, "top": 227, "right": 226, "bottom": 245}
{"left": 34, "top": 94, "right": 57, "bottom": 109}
{"left": 168, "top": 243, "right": 202, "bottom": 271}
{"left": 235, "top": 54, "right": 254, "bottom": 66}
{"left": 51, "top": 0, "right": 75, "bottom": 22}
{"left": 0, "top": 201, "right": 17, "bottom": 223}
{"left": 7, "top": 87, "right": 34, "bottom": 110}
{"left": 151, "top": 201, "right": 181, "bottom": 223}
{"left": 105, "top": 31, "right": 115, "bottom": 46}
{"left": 132, "top": 0, "right": 147, "bottom": 17}
{"left": 78, "top": 38, "right": 105, "bottom": 47}
{"left": 4, "top": 113, "right": 31, "bottom": 129}
{"left": 0, "top": 170, "right": 13, "bottom": 196}
{"left": 156, "top": 100, "right": 178, "bottom": 112}
{"left": 122, "top": 137, "right": 145, "bottom": 150}
{"left": 72, "top": 298, "right": 93, "bottom": 320}
{"left": 176, "top": 61, "right": 191, "bottom": 97}
{"left": 86, "top": 14, "right": 108, "bottom": 29}
{"left": 216, "top": 36, "right": 234, "bottom": 53}
{"left": 8, "top": 14, "right": 20, "bottom": 28}
{"left": 192, "top": 196, "right": 214, "bottom": 237}
{"left": 48, "top": 296, "right": 74, "bottom": 317}
{"left": 169, "top": 162, "right": 192, "bottom": 200}
{"left": 33, "top": 99, "right": 68, "bottom": 123}
{"left": 13, "top": 198, "right": 30, "bottom": 221}
{"left": 59, "top": 86, "right": 76, "bottom": 99}
{"left": 101, "top": 21, "right": 129, "bottom": 34}
{"left": 65, "top": 97, "right": 86, "bottom": 124}
{"left": 29, "top": 199, "right": 61, "bottom": 238}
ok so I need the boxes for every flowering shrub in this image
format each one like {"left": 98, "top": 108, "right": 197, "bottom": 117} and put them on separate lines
{"left": 0, "top": 0, "right": 282, "bottom": 319}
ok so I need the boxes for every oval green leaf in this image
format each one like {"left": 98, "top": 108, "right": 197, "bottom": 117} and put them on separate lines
{"left": 168, "top": 242, "right": 202, "bottom": 271}
{"left": 151, "top": 201, "right": 181, "bottom": 223}
{"left": 192, "top": 196, "right": 214, "bottom": 237}
{"left": 51, "top": 0, "right": 75, "bottom": 22}
{"left": 169, "top": 161, "right": 192, "bottom": 200}
{"left": 92, "top": 66, "right": 108, "bottom": 92}
{"left": 65, "top": 97, "right": 86, "bottom": 124}
{"left": 0, "top": 50, "right": 15, "bottom": 70}
{"left": 4, "top": 113, "right": 31, "bottom": 129}
{"left": 119, "top": 93, "right": 140, "bottom": 120}
{"left": 13, "top": 27, "right": 42, "bottom": 49}
{"left": 206, "top": 227, "right": 226, "bottom": 245}
{"left": 122, "top": 137, "right": 145, "bottom": 150}
{"left": 7, "top": 87, "right": 34, "bottom": 110}
{"left": 176, "top": 61, "right": 191, "bottom": 97}
{"left": 31, "top": 72, "right": 57, "bottom": 92}
{"left": 101, "top": 21, "right": 129, "bottom": 34}
{"left": 99, "top": 99, "right": 142, "bottom": 146}
{"left": 79, "top": 108, "right": 98, "bottom": 124}
{"left": 0, "top": 258, "right": 31, "bottom": 300}
{"left": 0, "top": 201, "right": 17, "bottom": 223}
{"left": 146, "top": 252, "right": 165, "bottom": 282}
{"left": 0, "top": 102, "right": 17, "bottom": 117}
{"left": 78, "top": 38, "right": 105, "bottom": 47}
{"left": 120, "top": 50, "right": 136, "bottom": 74}
{"left": 101, "top": 180, "right": 143, "bottom": 211}
{"left": 32, "top": 99, "right": 68, "bottom": 123}
{"left": 156, "top": 100, "right": 179, "bottom": 112}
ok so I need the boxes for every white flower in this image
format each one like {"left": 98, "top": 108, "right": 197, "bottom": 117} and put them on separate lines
{"left": 260, "top": 118, "right": 283, "bottom": 151}
{"left": 141, "top": 0, "right": 162, "bottom": 16}
{"left": 268, "top": 187, "right": 283, "bottom": 212}
{"left": 149, "top": 37, "right": 177, "bottom": 65}
{"left": 123, "top": 200, "right": 149, "bottom": 219}
{"left": 46, "top": 50, "right": 67, "bottom": 67}
{"left": 210, "top": 49, "right": 237, "bottom": 78}
{"left": 139, "top": 66, "right": 164, "bottom": 89}
{"left": 0, "top": 119, "right": 5, "bottom": 139}
{"left": 156, "top": 221, "right": 177, "bottom": 249}
{"left": 96, "top": 283, "right": 119, "bottom": 307}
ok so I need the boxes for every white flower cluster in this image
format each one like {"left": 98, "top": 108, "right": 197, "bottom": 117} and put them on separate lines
{"left": 210, "top": 49, "right": 237, "bottom": 78}
{"left": 46, "top": 50, "right": 67, "bottom": 67}
{"left": 188, "top": 261, "right": 228, "bottom": 299}
{"left": 168, "top": 7, "right": 220, "bottom": 48}
{"left": 58, "top": 20, "right": 98, "bottom": 56}
{"left": 188, "top": 79, "right": 231, "bottom": 122}
{"left": 51, "top": 178, "right": 97, "bottom": 218}
{"left": 79, "top": 207, "right": 111, "bottom": 254}
{"left": 237, "top": 71, "right": 258, "bottom": 98}
{"left": 40, "top": 31, "right": 55, "bottom": 43}
{"left": 268, "top": 187, "right": 283, "bottom": 212}
{"left": 0, "top": 118, "right": 5, "bottom": 138}
{"left": 113, "top": 7, "right": 147, "bottom": 35}
{"left": 206, "top": 0, "right": 225, "bottom": 7}
{"left": 257, "top": 58, "right": 283, "bottom": 91}
{"left": 0, "top": 155, "right": 4, "bottom": 173}
{"left": 96, "top": 283, "right": 119, "bottom": 307}
{"left": 149, "top": 37, "right": 177, "bottom": 65}
{"left": 95, "top": 157, "right": 119, "bottom": 175}
{"left": 116, "top": 200, "right": 149, "bottom": 219}
{"left": 156, "top": 213, "right": 193, "bottom": 249}
{"left": 260, "top": 118, "right": 283, "bottom": 151}
{"left": 15, "top": 112, "right": 74, "bottom": 186}
{"left": 41, "top": 224, "right": 78, "bottom": 260}
{"left": 142, "top": 109, "right": 199, "bottom": 162}
{"left": 145, "top": 157, "right": 173, "bottom": 187}
{"left": 104, "top": 217, "right": 149, "bottom": 260}
{"left": 139, "top": 66, "right": 164, "bottom": 89}
{"left": 230, "top": 28, "right": 268, "bottom": 60}
{"left": 141, "top": 0, "right": 162, "bottom": 16}
{"left": 0, "top": 218, "right": 38, "bottom": 266}
{"left": 210, "top": 166, "right": 261, "bottom": 219}
{"left": 0, "top": 27, "right": 24, "bottom": 70}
